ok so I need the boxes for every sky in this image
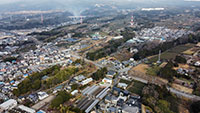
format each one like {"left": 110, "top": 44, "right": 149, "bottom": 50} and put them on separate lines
{"left": 0, "top": 0, "right": 187, "bottom": 4}
{"left": 0, "top": 0, "right": 199, "bottom": 4}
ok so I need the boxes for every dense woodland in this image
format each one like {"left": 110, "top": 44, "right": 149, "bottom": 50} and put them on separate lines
{"left": 91, "top": 67, "right": 107, "bottom": 81}
{"left": 142, "top": 84, "right": 179, "bottom": 113}
{"left": 13, "top": 65, "right": 78, "bottom": 96}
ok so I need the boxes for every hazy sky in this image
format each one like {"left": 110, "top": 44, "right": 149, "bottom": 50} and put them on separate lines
{"left": 0, "top": 0, "right": 199, "bottom": 4}
{"left": 0, "top": 0, "right": 186, "bottom": 4}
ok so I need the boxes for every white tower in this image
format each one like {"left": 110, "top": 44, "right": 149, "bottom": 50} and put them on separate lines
{"left": 157, "top": 50, "right": 161, "bottom": 64}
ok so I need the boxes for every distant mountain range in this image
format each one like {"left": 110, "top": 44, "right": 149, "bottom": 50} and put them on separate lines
{"left": 0, "top": 0, "right": 199, "bottom": 15}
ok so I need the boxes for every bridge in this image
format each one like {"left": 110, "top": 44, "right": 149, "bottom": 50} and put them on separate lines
{"left": 68, "top": 16, "right": 86, "bottom": 19}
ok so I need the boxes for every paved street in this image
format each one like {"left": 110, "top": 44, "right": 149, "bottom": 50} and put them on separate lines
{"left": 32, "top": 95, "right": 55, "bottom": 110}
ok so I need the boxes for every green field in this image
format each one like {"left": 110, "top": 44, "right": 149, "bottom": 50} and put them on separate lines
{"left": 148, "top": 44, "right": 195, "bottom": 63}
{"left": 128, "top": 80, "right": 146, "bottom": 95}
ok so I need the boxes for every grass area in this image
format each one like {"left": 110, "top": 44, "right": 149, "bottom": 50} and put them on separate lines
{"left": 148, "top": 44, "right": 195, "bottom": 63}
{"left": 182, "top": 48, "right": 195, "bottom": 55}
{"left": 128, "top": 80, "right": 146, "bottom": 95}
{"left": 119, "top": 79, "right": 132, "bottom": 85}
{"left": 146, "top": 65, "right": 161, "bottom": 76}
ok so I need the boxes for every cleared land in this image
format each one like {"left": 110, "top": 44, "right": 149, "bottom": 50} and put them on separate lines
{"left": 131, "top": 64, "right": 149, "bottom": 75}
{"left": 172, "top": 83, "right": 193, "bottom": 94}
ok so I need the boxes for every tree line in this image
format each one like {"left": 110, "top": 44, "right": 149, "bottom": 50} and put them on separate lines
{"left": 13, "top": 65, "right": 78, "bottom": 96}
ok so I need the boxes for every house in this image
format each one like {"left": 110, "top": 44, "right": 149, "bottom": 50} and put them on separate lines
{"left": 102, "top": 78, "right": 112, "bottom": 85}
{"left": 106, "top": 70, "right": 116, "bottom": 78}
{"left": 122, "top": 105, "right": 139, "bottom": 113}
{"left": 117, "top": 98, "right": 124, "bottom": 107}
{"left": 194, "top": 61, "right": 200, "bottom": 67}
{"left": 0, "top": 99, "right": 17, "bottom": 112}
{"left": 113, "top": 87, "right": 121, "bottom": 96}
{"left": 113, "top": 36, "right": 123, "bottom": 40}
{"left": 105, "top": 95, "right": 118, "bottom": 105}
{"left": 74, "top": 75, "right": 85, "bottom": 81}
{"left": 118, "top": 83, "right": 128, "bottom": 89}
{"left": 37, "top": 92, "right": 48, "bottom": 100}
{"left": 71, "top": 90, "right": 78, "bottom": 95}
{"left": 108, "top": 107, "right": 117, "bottom": 113}
{"left": 28, "top": 94, "right": 38, "bottom": 103}
{"left": 81, "top": 78, "right": 93, "bottom": 85}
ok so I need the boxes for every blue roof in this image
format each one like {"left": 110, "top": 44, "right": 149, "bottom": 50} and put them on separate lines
{"left": 65, "top": 38, "right": 77, "bottom": 42}
{"left": 23, "top": 74, "right": 28, "bottom": 77}
{"left": 0, "top": 82, "right": 4, "bottom": 85}
{"left": 37, "top": 110, "right": 46, "bottom": 113}
{"left": 10, "top": 80, "right": 15, "bottom": 84}
{"left": 42, "top": 75, "right": 49, "bottom": 80}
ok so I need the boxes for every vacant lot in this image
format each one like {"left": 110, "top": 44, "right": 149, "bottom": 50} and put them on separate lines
{"left": 172, "top": 83, "right": 193, "bottom": 94}
{"left": 132, "top": 64, "right": 149, "bottom": 75}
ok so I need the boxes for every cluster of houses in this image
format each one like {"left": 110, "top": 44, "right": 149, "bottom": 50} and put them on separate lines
{"left": 127, "top": 26, "right": 193, "bottom": 44}
{"left": 99, "top": 59, "right": 125, "bottom": 70}
{"left": 27, "top": 92, "right": 49, "bottom": 103}
{"left": 23, "top": 44, "right": 72, "bottom": 65}
{"left": 99, "top": 87, "right": 141, "bottom": 113}
{"left": 0, "top": 43, "right": 73, "bottom": 98}
{"left": 0, "top": 35, "right": 29, "bottom": 56}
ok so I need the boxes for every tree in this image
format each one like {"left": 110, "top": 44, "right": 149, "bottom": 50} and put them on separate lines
{"left": 51, "top": 91, "right": 72, "bottom": 108}
{"left": 51, "top": 95, "right": 63, "bottom": 108}
{"left": 91, "top": 67, "right": 108, "bottom": 81}
{"left": 174, "top": 56, "right": 186, "bottom": 64}
{"left": 159, "top": 61, "right": 178, "bottom": 81}
{"left": 71, "top": 84, "right": 79, "bottom": 90}
{"left": 13, "top": 89, "right": 20, "bottom": 97}
{"left": 190, "top": 101, "right": 200, "bottom": 113}
{"left": 32, "top": 80, "right": 41, "bottom": 90}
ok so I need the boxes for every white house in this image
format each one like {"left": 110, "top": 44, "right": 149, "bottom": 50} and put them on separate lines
{"left": 37, "top": 92, "right": 49, "bottom": 100}
{"left": 71, "top": 90, "right": 78, "bottom": 95}
{"left": 102, "top": 78, "right": 112, "bottom": 85}
{"left": 118, "top": 83, "right": 128, "bottom": 89}
{"left": 81, "top": 78, "right": 93, "bottom": 85}
{"left": 194, "top": 61, "right": 200, "bottom": 67}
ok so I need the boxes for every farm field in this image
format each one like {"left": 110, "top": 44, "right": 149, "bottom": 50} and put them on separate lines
{"left": 148, "top": 44, "right": 195, "bottom": 62}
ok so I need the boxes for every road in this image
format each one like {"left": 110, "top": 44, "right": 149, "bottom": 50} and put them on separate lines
{"left": 131, "top": 74, "right": 200, "bottom": 100}
{"left": 167, "top": 87, "right": 200, "bottom": 101}
{"left": 32, "top": 94, "right": 55, "bottom": 110}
